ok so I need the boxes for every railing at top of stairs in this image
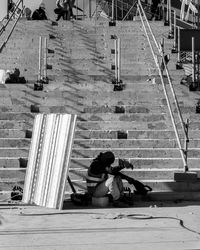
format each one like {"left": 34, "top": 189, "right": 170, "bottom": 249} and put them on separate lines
{"left": 137, "top": 0, "right": 190, "bottom": 173}
{"left": 0, "top": 0, "right": 24, "bottom": 53}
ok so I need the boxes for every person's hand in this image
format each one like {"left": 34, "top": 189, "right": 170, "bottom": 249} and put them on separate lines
{"left": 119, "top": 159, "right": 133, "bottom": 169}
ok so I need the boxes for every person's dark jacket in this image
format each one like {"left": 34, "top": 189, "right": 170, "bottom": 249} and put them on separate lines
{"left": 32, "top": 7, "right": 47, "bottom": 20}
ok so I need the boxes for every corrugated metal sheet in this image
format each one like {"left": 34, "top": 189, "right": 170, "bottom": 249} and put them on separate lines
{"left": 22, "top": 113, "right": 77, "bottom": 209}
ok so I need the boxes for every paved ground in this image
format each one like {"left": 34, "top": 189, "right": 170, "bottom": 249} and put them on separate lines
{"left": 0, "top": 200, "right": 200, "bottom": 249}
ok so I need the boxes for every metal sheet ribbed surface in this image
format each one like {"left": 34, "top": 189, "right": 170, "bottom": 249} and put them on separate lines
{"left": 22, "top": 114, "right": 77, "bottom": 209}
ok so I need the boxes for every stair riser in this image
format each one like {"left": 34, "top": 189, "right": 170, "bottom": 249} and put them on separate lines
{"left": 0, "top": 149, "right": 29, "bottom": 157}
{"left": 76, "top": 121, "right": 200, "bottom": 130}
{"left": 0, "top": 158, "right": 199, "bottom": 169}
{"left": 0, "top": 121, "right": 31, "bottom": 130}
{"left": 70, "top": 158, "right": 200, "bottom": 169}
{"left": 76, "top": 121, "right": 171, "bottom": 130}
{"left": 1, "top": 176, "right": 200, "bottom": 192}
{"left": 71, "top": 180, "right": 200, "bottom": 193}
{"left": 75, "top": 130, "right": 200, "bottom": 139}
{"left": 69, "top": 169, "right": 200, "bottom": 181}
{"left": 0, "top": 130, "right": 26, "bottom": 138}
{"left": 73, "top": 139, "right": 200, "bottom": 148}
{"left": 0, "top": 139, "right": 30, "bottom": 148}
{"left": 0, "top": 138, "right": 189, "bottom": 148}
{"left": 71, "top": 149, "right": 200, "bottom": 158}
{"left": 1, "top": 169, "right": 199, "bottom": 183}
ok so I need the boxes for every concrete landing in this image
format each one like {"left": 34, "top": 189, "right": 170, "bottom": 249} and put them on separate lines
{"left": 0, "top": 201, "right": 200, "bottom": 250}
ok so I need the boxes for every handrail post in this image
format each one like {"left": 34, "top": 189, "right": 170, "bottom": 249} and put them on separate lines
{"left": 184, "top": 119, "right": 189, "bottom": 172}
{"left": 38, "top": 36, "right": 42, "bottom": 83}
{"left": 117, "top": 38, "right": 121, "bottom": 82}
{"left": 164, "top": 0, "right": 169, "bottom": 26}
{"left": 172, "top": 10, "right": 177, "bottom": 53}
{"left": 112, "top": 36, "right": 123, "bottom": 91}
{"left": 115, "top": 0, "right": 117, "bottom": 20}
{"left": 192, "top": 36, "right": 195, "bottom": 84}
{"left": 114, "top": 38, "right": 118, "bottom": 81}
{"left": 168, "top": 0, "right": 173, "bottom": 38}
{"left": 34, "top": 36, "right": 44, "bottom": 91}
{"left": 112, "top": 0, "right": 114, "bottom": 21}
{"left": 44, "top": 37, "right": 47, "bottom": 82}
{"left": 89, "top": 0, "right": 91, "bottom": 19}
{"left": 176, "top": 27, "right": 183, "bottom": 69}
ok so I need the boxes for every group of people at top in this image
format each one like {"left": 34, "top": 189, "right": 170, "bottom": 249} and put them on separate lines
{"left": 31, "top": 0, "right": 76, "bottom": 21}
{"left": 19, "top": 0, "right": 78, "bottom": 21}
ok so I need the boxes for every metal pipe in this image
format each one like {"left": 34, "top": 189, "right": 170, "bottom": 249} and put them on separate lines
{"left": 38, "top": 36, "right": 42, "bottom": 82}
{"left": 117, "top": 38, "right": 121, "bottom": 81}
{"left": 115, "top": 38, "right": 118, "bottom": 81}
{"left": 184, "top": 119, "right": 189, "bottom": 172}
{"left": 192, "top": 36, "right": 195, "bottom": 83}
{"left": 115, "top": 0, "right": 117, "bottom": 20}
{"left": 169, "top": 0, "right": 172, "bottom": 31}
{"left": 112, "top": 0, "right": 114, "bottom": 20}
{"left": 177, "top": 27, "right": 180, "bottom": 62}
{"left": 44, "top": 37, "right": 47, "bottom": 80}
{"left": 166, "top": 0, "right": 169, "bottom": 23}
{"left": 173, "top": 10, "right": 177, "bottom": 48}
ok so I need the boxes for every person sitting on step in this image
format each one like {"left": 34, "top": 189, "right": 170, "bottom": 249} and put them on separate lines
{"left": 32, "top": 3, "right": 48, "bottom": 20}
{"left": 86, "top": 151, "right": 134, "bottom": 207}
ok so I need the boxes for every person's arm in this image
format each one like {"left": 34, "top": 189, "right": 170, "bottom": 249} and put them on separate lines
{"left": 56, "top": 0, "right": 61, "bottom": 8}
{"left": 106, "top": 159, "right": 133, "bottom": 175}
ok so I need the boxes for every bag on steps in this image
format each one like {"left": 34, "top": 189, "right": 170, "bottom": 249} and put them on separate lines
{"left": 70, "top": 193, "right": 91, "bottom": 206}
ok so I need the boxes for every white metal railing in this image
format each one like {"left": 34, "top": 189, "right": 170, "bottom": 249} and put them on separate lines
{"left": 35, "top": 36, "right": 49, "bottom": 90}
{"left": 138, "top": 0, "right": 189, "bottom": 172}
{"left": 111, "top": 35, "right": 123, "bottom": 90}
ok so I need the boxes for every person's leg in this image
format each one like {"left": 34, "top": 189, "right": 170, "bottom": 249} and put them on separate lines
{"left": 56, "top": 13, "right": 62, "bottom": 21}
{"left": 92, "top": 180, "right": 109, "bottom": 198}
{"left": 93, "top": 176, "right": 123, "bottom": 201}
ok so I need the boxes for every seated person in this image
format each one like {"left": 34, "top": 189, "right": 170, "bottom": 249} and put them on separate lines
{"left": 24, "top": 7, "right": 32, "bottom": 20}
{"left": 86, "top": 151, "right": 134, "bottom": 207}
{"left": 32, "top": 3, "right": 47, "bottom": 20}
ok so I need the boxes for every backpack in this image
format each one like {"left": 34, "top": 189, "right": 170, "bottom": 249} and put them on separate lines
{"left": 131, "top": 179, "right": 152, "bottom": 196}
{"left": 118, "top": 172, "right": 152, "bottom": 196}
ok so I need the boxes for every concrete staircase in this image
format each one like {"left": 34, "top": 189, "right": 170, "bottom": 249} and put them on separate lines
{"left": 0, "top": 18, "right": 200, "bottom": 202}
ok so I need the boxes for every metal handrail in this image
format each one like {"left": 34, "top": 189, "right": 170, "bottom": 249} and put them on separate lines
{"left": 0, "top": 6, "right": 24, "bottom": 53}
{"left": 138, "top": 0, "right": 189, "bottom": 172}
{"left": 138, "top": 0, "right": 188, "bottom": 137}
{"left": 0, "top": 0, "right": 23, "bottom": 37}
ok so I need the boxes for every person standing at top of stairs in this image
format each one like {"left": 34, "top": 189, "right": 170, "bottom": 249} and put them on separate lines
{"left": 55, "top": 0, "right": 70, "bottom": 21}
{"left": 150, "top": 0, "right": 161, "bottom": 20}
